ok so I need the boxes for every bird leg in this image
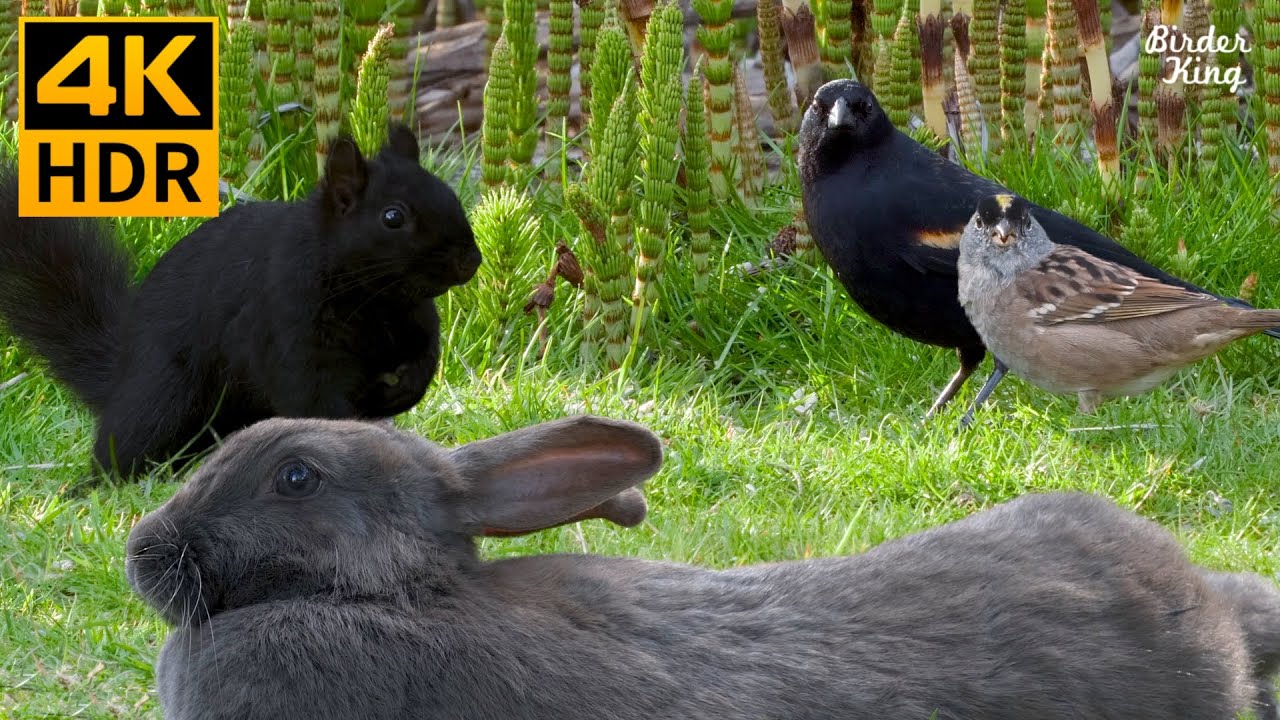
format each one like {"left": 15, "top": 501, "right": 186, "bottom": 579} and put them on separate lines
{"left": 958, "top": 357, "right": 1010, "bottom": 429}
{"left": 924, "top": 345, "right": 986, "bottom": 420}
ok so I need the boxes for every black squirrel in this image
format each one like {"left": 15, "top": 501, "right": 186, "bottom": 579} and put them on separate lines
{"left": 0, "top": 123, "right": 482, "bottom": 477}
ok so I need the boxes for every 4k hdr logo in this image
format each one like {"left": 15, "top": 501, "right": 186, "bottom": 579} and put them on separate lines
{"left": 17, "top": 17, "right": 219, "bottom": 217}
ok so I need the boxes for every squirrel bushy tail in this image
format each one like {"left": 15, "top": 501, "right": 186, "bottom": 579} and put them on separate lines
{"left": 0, "top": 162, "right": 131, "bottom": 412}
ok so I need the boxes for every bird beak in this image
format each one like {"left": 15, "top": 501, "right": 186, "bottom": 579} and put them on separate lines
{"left": 827, "top": 97, "right": 852, "bottom": 130}
{"left": 991, "top": 219, "right": 1014, "bottom": 246}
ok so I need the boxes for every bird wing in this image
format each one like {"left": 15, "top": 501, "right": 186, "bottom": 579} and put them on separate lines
{"left": 1017, "top": 246, "right": 1224, "bottom": 326}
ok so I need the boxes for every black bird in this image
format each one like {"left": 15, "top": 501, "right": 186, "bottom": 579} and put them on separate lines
{"left": 797, "top": 79, "right": 1280, "bottom": 418}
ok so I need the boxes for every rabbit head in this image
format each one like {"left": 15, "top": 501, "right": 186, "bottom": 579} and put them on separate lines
{"left": 319, "top": 123, "right": 482, "bottom": 297}
{"left": 126, "top": 415, "right": 663, "bottom": 628}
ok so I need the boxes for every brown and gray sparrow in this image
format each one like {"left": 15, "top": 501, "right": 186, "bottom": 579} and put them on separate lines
{"left": 956, "top": 193, "right": 1280, "bottom": 421}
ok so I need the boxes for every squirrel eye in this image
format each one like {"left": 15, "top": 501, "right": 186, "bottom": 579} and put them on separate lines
{"left": 381, "top": 206, "right": 406, "bottom": 229}
{"left": 275, "top": 461, "right": 321, "bottom": 498}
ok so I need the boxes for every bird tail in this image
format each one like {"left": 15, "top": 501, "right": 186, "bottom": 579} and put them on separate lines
{"left": 0, "top": 162, "right": 132, "bottom": 412}
{"left": 1222, "top": 297, "right": 1280, "bottom": 339}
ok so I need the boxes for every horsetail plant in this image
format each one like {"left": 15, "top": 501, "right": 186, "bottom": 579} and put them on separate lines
{"left": 1155, "top": 0, "right": 1186, "bottom": 172}
{"left": 733, "top": 65, "right": 765, "bottom": 201}
{"left": 683, "top": 65, "right": 714, "bottom": 292}
{"left": 313, "top": 0, "right": 341, "bottom": 173}
{"left": 693, "top": 0, "right": 739, "bottom": 198}
{"left": 998, "top": 0, "right": 1026, "bottom": 149}
{"left": 1257, "top": 0, "right": 1280, "bottom": 190}
{"left": 504, "top": 0, "right": 539, "bottom": 171}
{"left": 463, "top": 185, "right": 544, "bottom": 355}
{"left": 485, "top": 0, "right": 504, "bottom": 65}
{"left": 1137, "top": 1, "right": 1159, "bottom": 145}
{"left": 1045, "top": 0, "right": 1082, "bottom": 148}
{"left": 265, "top": 0, "right": 295, "bottom": 104}
{"left": 871, "top": 0, "right": 898, "bottom": 55}
{"left": 886, "top": 2, "right": 914, "bottom": 129}
{"left": 546, "top": 0, "right": 574, "bottom": 148}
{"left": 1212, "top": 0, "right": 1243, "bottom": 144}
{"left": 388, "top": 0, "right": 421, "bottom": 125}
{"left": 918, "top": 0, "right": 948, "bottom": 140}
{"left": 579, "top": 0, "right": 606, "bottom": 119}
{"left": 1072, "top": 0, "right": 1117, "bottom": 194}
{"left": 871, "top": 35, "right": 892, "bottom": 111}
{"left": 970, "top": 0, "right": 1001, "bottom": 147}
{"left": 822, "top": 0, "right": 853, "bottom": 80}
{"left": 294, "top": 0, "right": 315, "bottom": 111}
{"left": 2, "top": 0, "right": 17, "bottom": 122}
{"left": 587, "top": 18, "right": 633, "bottom": 167}
{"left": 1179, "top": 0, "right": 1207, "bottom": 108}
{"left": 350, "top": 22, "right": 394, "bottom": 158}
{"left": 220, "top": 15, "right": 256, "bottom": 189}
{"left": 633, "top": 0, "right": 685, "bottom": 326}
{"left": 481, "top": 35, "right": 514, "bottom": 188}
{"left": 620, "top": 0, "right": 654, "bottom": 52}
{"left": 951, "top": 12, "right": 984, "bottom": 157}
{"left": 782, "top": 3, "right": 822, "bottom": 112}
{"left": 758, "top": 0, "right": 797, "bottom": 133}
{"left": 98, "top": 0, "right": 124, "bottom": 13}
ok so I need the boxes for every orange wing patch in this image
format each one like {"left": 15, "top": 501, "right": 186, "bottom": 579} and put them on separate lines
{"left": 916, "top": 230, "right": 962, "bottom": 249}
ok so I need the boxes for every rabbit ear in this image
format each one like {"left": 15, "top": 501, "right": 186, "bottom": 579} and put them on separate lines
{"left": 448, "top": 416, "right": 663, "bottom": 537}
{"left": 323, "top": 136, "right": 369, "bottom": 215}
{"left": 385, "top": 123, "right": 421, "bottom": 162}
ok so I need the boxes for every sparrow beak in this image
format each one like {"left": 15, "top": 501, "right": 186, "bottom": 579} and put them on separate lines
{"left": 827, "top": 97, "right": 852, "bottom": 130}
{"left": 991, "top": 219, "right": 1015, "bottom": 246}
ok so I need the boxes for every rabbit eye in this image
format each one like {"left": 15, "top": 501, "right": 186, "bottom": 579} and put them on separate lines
{"left": 275, "top": 462, "right": 321, "bottom": 498}
{"left": 381, "top": 206, "right": 406, "bottom": 229}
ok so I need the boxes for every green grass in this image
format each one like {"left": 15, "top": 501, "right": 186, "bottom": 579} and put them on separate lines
{"left": 3, "top": 122, "right": 1280, "bottom": 716}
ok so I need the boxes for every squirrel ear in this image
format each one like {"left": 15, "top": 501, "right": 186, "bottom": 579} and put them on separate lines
{"left": 386, "top": 123, "right": 420, "bottom": 163}
{"left": 448, "top": 416, "right": 663, "bottom": 537}
{"left": 323, "top": 136, "right": 369, "bottom": 215}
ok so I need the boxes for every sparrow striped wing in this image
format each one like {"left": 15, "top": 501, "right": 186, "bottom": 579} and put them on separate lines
{"left": 1018, "top": 246, "right": 1224, "bottom": 325}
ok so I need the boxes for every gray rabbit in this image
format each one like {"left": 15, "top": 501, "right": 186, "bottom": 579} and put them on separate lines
{"left": 126, "top": 415, "right": 1280, "bottom": 720}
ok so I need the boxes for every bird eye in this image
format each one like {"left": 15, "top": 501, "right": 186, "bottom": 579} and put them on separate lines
{"left": 381, "top": 206, "right": 406, "bottom": 229}
{"left": 275, "top": 461, "right": 321, "bottom": 498}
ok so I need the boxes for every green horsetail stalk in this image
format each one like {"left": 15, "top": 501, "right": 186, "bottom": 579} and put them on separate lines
{"left": 1211, "top": 0, "right": 1242, "bottom": 142}
{"left": 1258, "top": 0, "right": 1280, "bottom": 189}
{"left": 2, "top": 0, "right": 17, "bottom": 121}
{"left": 633, "top": 1, "right": 686, "bottom": 327}
{"left": 1024, "top": 7, "right": 1044, "bottom": 136}
{"left": 1071, "top": 0, "right": 1117, "bottom": 193}
{"left": 758, "top": 0, "right": 797, "bottom": 133}
{"left": 871, "top": 34, "right": 892, "bottom": 109}
{"left": 313, "top": 0, "right": 341, "bottom": 174}
{"left": 164, "top": 0, "right": 194, "bottom": 15}
{"left": 683, "top": 64, "right": 714, "bottom": 291}
{"left": 98, "top": 0, "right": 125, "bottom": 13}
{"left": 504, "top": 0, "right": 539, "bottom": 170}
{"left": 546, "top": 0, "right": 574, "bottom": 137}
{"left": 1045, "top": 0, "right": 1082, "bottom": 148}
{"left": 294, "top": 0, "right": 315, "bottom": 113}
{"left": 578, "top": 0, "right": 606, "bottom": 121}
{"left": 886, "top": 2, "right": 914, "bottom": 128}
{"left": 1179, "top": 0, "right": 1207, "bottom": 109}
{"left": 871, "top": 0, "right": 897, "bottom": 63}
{"left": 464, "top": 185, "right": 543, "bottom": 355}
{"left": 481, "top": 35, "right": 514, "bottom": 188}
{"left": 566, "top": 184, "right": 608, "bottom": 363}
{"left": 388, "top": 0, "right": 421, "bottom": 126}
{"left": 918, "top": 0, "right": 947, "bottom": 140}
{"left": 485, "top": 0, "right": 504, "bottom": 66}
{"left": 694, "top": 0, "right": 740, "bottom": 198}
{"left": 1199, "top": 50, "right": 1227, "bottom": 172}
{"left": 998, "top": 0, "right": 1026, "bottom": 148}
{"left": 969, "top": 0, "right": 1000, "bottom": 150}
{"left": 265, "top": 0, "right": 295, "bottom": 103}
{"left": 351, "top": 23, "right": 394, "bottom": 158}
{"left": 220, "top": 15, "right": 256, "bottom": 187}
{"left": 782, "top": 3, "right": 823, "bottom": 112}
{"left": 733, "top": 65, "right": 765, "bottom": 201}
{"left": 588, "top": 81, "right": 643, "bottom": 368}
{"left": 588, "top": 18, "right": 633, "bottom": 172}
{"left": 1137, "top": 0, "right": 1159, "bottom": 146}
{"left": 822, "top": 0, "right": 853, "bottom": 81}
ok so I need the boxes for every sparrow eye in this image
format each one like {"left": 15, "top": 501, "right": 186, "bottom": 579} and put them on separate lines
{"left": 275, "top": 461, "right": 321, "bottom": 498}
{"left": 381, "top": 206, "right": 406, "bottom": 229}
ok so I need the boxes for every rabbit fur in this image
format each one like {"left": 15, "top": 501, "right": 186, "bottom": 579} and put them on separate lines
{"left": 126, "top": 415, "right": 1280, "bottom": 720}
